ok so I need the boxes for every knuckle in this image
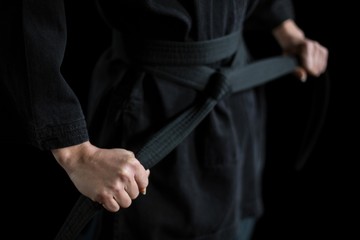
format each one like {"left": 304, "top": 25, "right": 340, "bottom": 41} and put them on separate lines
{"left": 95, "top": 192, "right": 107, "bottom": 204}
{"left": 119, "top": 166, "right": 134, "bottom": 181}
{"left": 125, "top": 150, "right": 135, "bottom": 158}
{"left": 96, "top": 189, "right": 106, "bottom": 198}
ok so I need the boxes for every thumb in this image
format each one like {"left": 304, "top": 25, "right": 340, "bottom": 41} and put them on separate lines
{"left": 294, "top": 66, "right": 308, "bottom": 82}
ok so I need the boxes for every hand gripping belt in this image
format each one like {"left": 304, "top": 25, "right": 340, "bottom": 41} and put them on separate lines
{"left": 54, "top": 30, "right": 299, "bottom": 240}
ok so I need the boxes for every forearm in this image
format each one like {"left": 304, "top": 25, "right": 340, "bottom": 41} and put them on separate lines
{"left": 272, "top": 19, "right": 305, "bottom": 50}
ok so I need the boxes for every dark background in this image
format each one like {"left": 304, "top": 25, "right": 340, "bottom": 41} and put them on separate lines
{"left": 2, "top": 1, "right": 352, "bottom": 239}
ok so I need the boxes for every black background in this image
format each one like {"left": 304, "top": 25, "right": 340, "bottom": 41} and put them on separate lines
{"left": 2, "top": 1, "right": 353, "bottom": 239}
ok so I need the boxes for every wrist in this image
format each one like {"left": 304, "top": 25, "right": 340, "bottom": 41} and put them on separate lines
{"left": 51, "top": 141, "right": 95, "bottom": 171}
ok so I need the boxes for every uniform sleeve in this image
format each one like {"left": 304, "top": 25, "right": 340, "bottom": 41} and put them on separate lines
{"left": 245, "top": 0, "right": 295, "bottom": 31}
{"left": 0, "top": 1, "right": 89, "bottom": 150}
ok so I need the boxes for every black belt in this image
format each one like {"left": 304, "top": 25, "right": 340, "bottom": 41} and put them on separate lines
{"left": 54, "top": 31, "right": 298, "bottom": 240}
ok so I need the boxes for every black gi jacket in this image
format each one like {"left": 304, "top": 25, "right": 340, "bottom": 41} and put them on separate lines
{"left": 0, "top": 1, "right": 294, "bottom": 239}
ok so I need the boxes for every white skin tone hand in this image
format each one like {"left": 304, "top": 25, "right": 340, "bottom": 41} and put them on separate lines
{"left": 273, "top": 19, "right": 329, "bottom": 81}
{"left": 52, "top": 141, "right": 150, "bottom": 212}
{"left": 51, "top": 20, "right": 325, "bottom": 214}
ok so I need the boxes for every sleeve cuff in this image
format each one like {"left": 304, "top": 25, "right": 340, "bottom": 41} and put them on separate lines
{"left": 27, "top": 119, "right": 89, "bottom": 150}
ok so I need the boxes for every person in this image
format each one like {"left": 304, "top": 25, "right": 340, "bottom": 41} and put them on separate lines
{"left": 0, "top": 0, "right": 328, "bottom": 239}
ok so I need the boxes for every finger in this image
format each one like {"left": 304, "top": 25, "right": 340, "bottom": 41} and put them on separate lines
{"left": 135, "top": 168, "right": 150, "bottom": 195}
{"left": 124, "top": 177, "right": 140, "bottom": 199}
{"left": 309, "top": 42, "right": 323, "bottom": 76}
{"left": 302, "top": 41, "right": 328, "bottom": 77}
{"left": 117, "top": 158, "right": 140, "bottom": 199}
{"left": 113, "top": 191, "right": 132, "bottom": 208}
{"left": 294, "top": 66, "right": 307, "bottom": 82}
{"left": 300, "top": 43, "right": 315, "bottom": 76}
{"left": 317, "top": 45, "right": 328, "bottom": 74}
{"left": 101, "top": 196, "right": 121, "bottom": 212}
{"left": 139, "top": 169, "right": 150, "bottom": 195}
